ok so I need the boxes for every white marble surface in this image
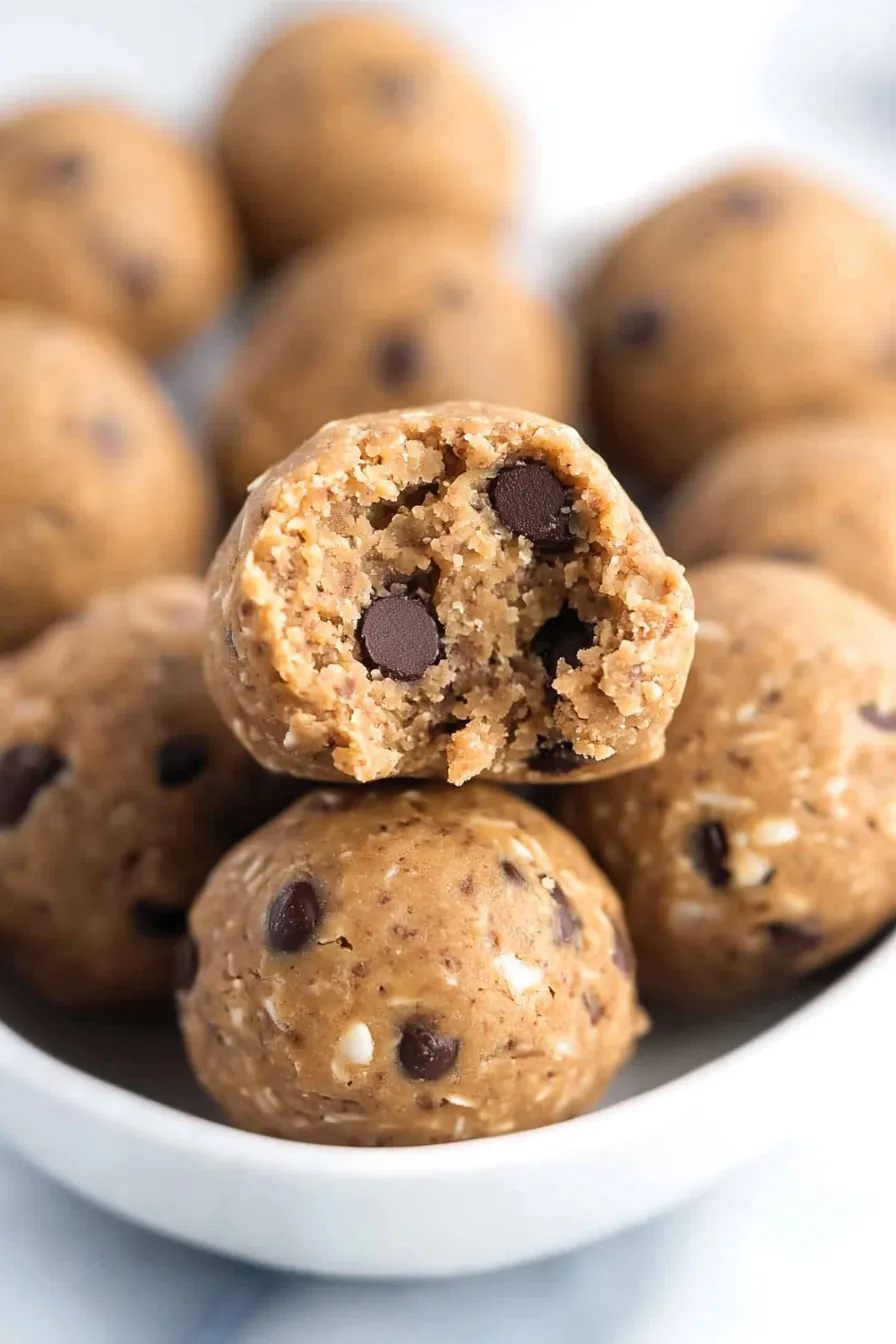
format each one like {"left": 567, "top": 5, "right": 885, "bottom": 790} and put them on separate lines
{"left": 0, "top": 0, "right": 894, "bottom": 1337}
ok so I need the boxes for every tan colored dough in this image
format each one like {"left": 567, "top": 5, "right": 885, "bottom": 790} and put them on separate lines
{"left": 580, "top": 162, "right": 896, "bottom": 486}
{"left": 663, "top": 417, "right": 896, "bottom": 615}
{"left": 0, "top": 305, "right": 211, "bottom": 651}
{"left": 0, "top": 99, "right": 241, "bottom": 355}
{"left": 560, "top": 559, "right": 896, "bottom": 1010}
{"left": 209, "top": 220, "right": 575, "bottom": 509}
{"left": 216, "top": 11, "right": 516, "bottom": 261}
{"left": 178, "top": 784, "right": 645, "bottom": 1146}
{"left": 205, "top": 402, "right": 695, "bottom": 786}
{"left": 0, "top": 578, "right": 294, "bottom": 1008}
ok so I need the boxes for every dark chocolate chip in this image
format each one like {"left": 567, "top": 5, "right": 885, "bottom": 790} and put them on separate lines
{"left": 89, "top": 414, "right": 128, "bottom": 458}
{"left": 367, "top": 67, "right": 419, "bottom": 113}
{"left": 531, "top": 606, "right": 593, "bottom": 689}
{"left": 489, "top": 461, "right": 574, "bottom": 549}
{"left": 690, "top": 820, "right": 731, "bottom": 887}
{"left": 766, "top": 918, "right": 823, "bottom": 958}
{"left": 156, "top": 735, "right": 209, "bottom": 788}
{"left": 398, "top": 1020, "right": 459, "bottom": 1081}
{"left": 859, "top": 703, "right": 896, "bottom": 732}
{"left": 614, "top": 301, "right": 666, "bottom": 350}
{"left": 762, "top": 546, "right": 817, "bottom": 565}
{"left": 0, "top": 744, "right": 66, "bottom": 828}
{"left": 372, "top": 331, "right": 423, "bottom": 390}
{"left": 720, "top": 185, "right": 775, "bottom": 219}
{"left": 173, "top": 935, "right": 198, "bottom": 992}
{"left": 610, "top": 919, "right": 633, "bottom": 976}
{"left": 583, "top": 992, "right": 604, "bottom": 1024}
{"left": 501, "top": 859, "right": 525, "bottom": 884}
{"left": 359, "top": 595, "right": 440, "bottom": 680}
{"left": 266, "top": 878, "right": 321, "bottom": 953}
{"left": 132, "top": 900, "right": 188, "bottom": 939}
{"left": 551, "top": 883, "right": 581, "bottom": 945}
{"left": 121, "top": 256, "right": 160, "bottom": 304}
{"left": 529, "top": 739, "right": 586, "bottom": 775}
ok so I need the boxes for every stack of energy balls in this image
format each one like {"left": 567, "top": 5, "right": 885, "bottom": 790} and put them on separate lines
{"left": 0, "top": 10, "right": 895, "bottom": 1147}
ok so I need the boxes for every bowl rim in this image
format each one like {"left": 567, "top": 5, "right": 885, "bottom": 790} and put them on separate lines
{"left": 0, "top": 929, "right": 892, "bottom": 1181}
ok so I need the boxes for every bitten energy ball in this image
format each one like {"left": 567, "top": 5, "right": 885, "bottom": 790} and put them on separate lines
{"left": 0, "top": 306, "right": 210, "bottom": 651}
{"left": 0, "top": 578, "right": 292, "bottom": 1008}
{"left": 205, "top": 403, "right": 695, "bottom": 786}
{"left": 663, "top": 418, "right": 896, "bottom": 616}
{"left": 560, "top": 559, "right": 896, "bottom": 1010}
{"left": 580, "top": 163, "right": 896, "bottom": 485}
{"left": 178, "top": 785, "right": 644, "bottom": 1146}
{"left": 0, "top": 99, "right": 241, "bottom": 355}
{"left": 210, "top": 220, "right": 575, "bottom": 508}
{"left": 216, "top": 11, "right": 516, "bottom": 261}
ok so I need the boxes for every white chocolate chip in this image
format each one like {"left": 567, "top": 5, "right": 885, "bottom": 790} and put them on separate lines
{"left": 384, "top": 864, "right": 399, "bottom": 881}
{"left": 734, "top": 703, "right": 757, "bottom": 725}
{"left": 752, "top": 816, "right": 798, "bottom": 846}
{"left": 694, "top": 791, "right": 756, "bottom": 812}
{"left": 444, "top": 1094, "right": 476, "bottom": 1109}
{"left": 283, "top": 728, "right": 299, "bottom": 750}
{"left": 728, "top": 849, "right": 775, "bottom": 888}
{"left": 332, "top": 1022, "right": 374, "bottom": 1081}
{"left": 825, "top": 777, "right": 849, "bottom": 798}
{"left": 494, "top": 952, "right": 543, "bottom": 995}
{"left": 229, "top": 1006, "right": 246, "bottom": 1030}
{"left": 669, "top": 899, "right": 721, "bottom": 928}
{"left": 262, "top": 995, "right": 283, "bottom": 1027}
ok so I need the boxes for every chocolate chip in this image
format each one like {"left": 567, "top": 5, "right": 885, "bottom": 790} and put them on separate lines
{"left": 720, "top": 186, "right": 775, "bottom": 219}
{"left": 614, "top": 301, "right": 666, "bottom": 350}
{"left": 43, "top": 150, "right": 87, "bottom": 186}
{"left": 132, "top": 900, "right": 188, "bottom": 939}
{"left": 762, "top": 546, "right": 817, "bottom": 565}
{"left": 367, "top": 67, "right": 419, "bottom": 113}
{"left": 490, "top": 461, "right": 574, "bottom": 549}
{"left": 173, "top": 935, "right": 198, "bottom": 992}
{"left": 859, "top": 704, "right": 896, "bottom": 732}
{"left": 372, "top": 332, "right": 423, "bottom": 390}
{"left": 89, "top": 414, "right": 127, "bottom": 458}
{"left": 0, "top": 744, "right": 66, "bottom": 827}
{"left": 501, "top": 859, "right": 525, "bottom": 884}
{"left": 266, "top": 878, "right": 321, "bottom": 953}
{"left": 766, "top": 918, "right": 822, "bottom": 957}
{"left": 583, "top": 992, "right": 604, "bottom": 1024}
{"left": 690, "top": 820, "right": 731, "bottom": 887}
{"left": 121, "top": 256, "right": 160, "bottom": 304}
{"left": 531, "top": 607, "right": 593, "bottom": 690}
{"left": 398, "top": 1021, "right": 459, "bottom": 1081}
{"left": 610, "top": 919, "right": 633, "bottom": 976}
{"left": 156, "top": 735, "right": 209, "bottom": 788}
{"left": 359, "top": 596, "right": 440, "bottom": 680}
{"left": 551, "top": 884, "right": 581, "bottom": 945}
{"left": 529, "top": 739, "right": 586, "bottom": 775}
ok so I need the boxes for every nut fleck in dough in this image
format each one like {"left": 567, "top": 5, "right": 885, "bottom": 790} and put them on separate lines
{"left": 580, "top": 163, "right": 896, "bottom": 485}
{"left": 663, "top": 418, "right": 896, "bottom": 616}
{"left": 560, "top": 559, "right": 896, "bottom": 1010}
{"left": 205, "top": 402, "right": 695, "bottom": 786}
{"left": 178, "top": 785, "right": 644, "bottom": 1146}
{"left": 216, "top": 11, "right": 516, "bottom": 261}
{"left": 0, "top": 306, "right": 211, "bottom": 651}
{"left": 0, "top": 578, "right": 293, "bottom": 1008}
{"left": 209, "top": 220, "right": 575, "bottom": 509}
{"left": 0, "top": 99, "right": 241, "bottom": 355}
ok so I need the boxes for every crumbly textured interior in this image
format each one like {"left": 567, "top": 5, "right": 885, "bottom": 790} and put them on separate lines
{"left": 0, "top": 99, "right": 241, "bottom": 355}
{"left": 663, "top": 417, "right": 896, "bottom": 616}
{"left": 0, "top": 578, "right": 294, "bottom": 1007}
{"left": 0, "top": 305, "right": 210, "bottom": 651}
{"left": 216, "top": 11, "right": 516, "bottom": 261}
{"left": 580, "top": 162, "right": 896, "bottom": 485}
{"left": 560, "top": 559, "right": 896, "bottom": 1010}
{"left": 205, "top": 402, "right": 695, "bottom": 785}
{"left": 209, "top": 219, "right": 575, "bottom": 509}
{"left": 178, "top": 784, "right": 645, "bottom": 1146}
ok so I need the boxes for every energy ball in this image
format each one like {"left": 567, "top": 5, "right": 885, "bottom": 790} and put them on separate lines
{"left": 0, "top": 578, "right": 292, "bottom": 1008}
{"left": 178, "top": 784, "right": 644, "bottom": 1146}
{"left": 560, "top": 559, "right": 896, "bottom": 1010}
{"left": 0, "top": 305, "right": 210, "bottom": 651}
{"left": 0, "top": 99, "right": 241, "bottom": 355}
{"left": 209, "top": 220, "right": 575, "bottom": 509}
{"left": 216, "top": 11, "right": 516, "bottom": 261}
{"left": 205, "top": 402, "right": 695, "bottom": 786}
{"left": 663, "top": 418, "right": 896, "bottom": 616}
{"left": 580, "top": 163, "right": 896, "bottom": 485}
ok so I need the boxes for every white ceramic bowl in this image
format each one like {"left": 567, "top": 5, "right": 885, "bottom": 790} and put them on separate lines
{"left": 0, "top": 932, "right": 891, "bottom": 1279}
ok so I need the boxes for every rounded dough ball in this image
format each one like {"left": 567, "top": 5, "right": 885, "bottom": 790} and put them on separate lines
{"left": 580, "top": 163, "right": 896, "bottom": 486}
{"left": 560, "top": 559, "right": 896, "bottom": 1010}
{"left": 178, "top": 784, "right": 644, "bottom": 1146}
{"left": 0, "top": 99, "right": 241, "bottom": 355}
{"left": 216, "top": 11, "right": 517, "bottom": 261}
{"left": 210, "top": 220, "right": 575, "bottom": 509}
{"left": 0, "top": 578, "right": 294, "bottom": 1008}
{"left": 0, "top": 306, "right": 211, "bottom": 651}
{"left": 205, "top": 402, "right": 695, "bottom": 786}
{"left": 663, "top": 418, "right": 896, "bottom": 616}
